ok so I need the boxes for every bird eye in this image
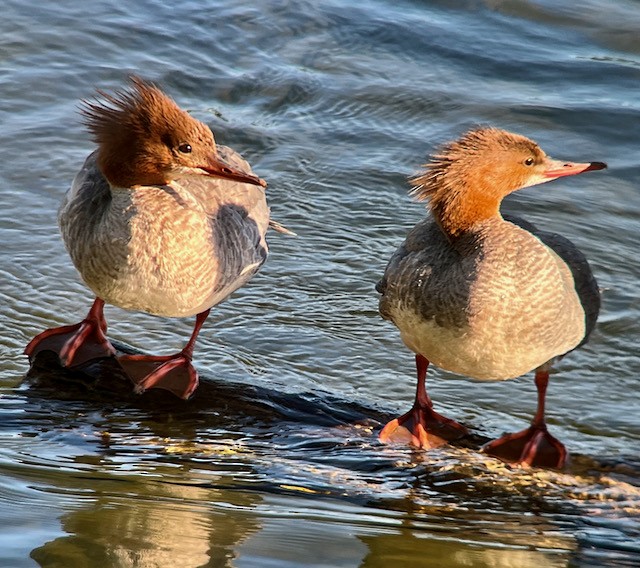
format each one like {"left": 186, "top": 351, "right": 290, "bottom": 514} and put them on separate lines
{"left": 524, "top": 157, "right": 534, "bottom": 166}
{"left": 178, "top": 143, "right": 192, "bottom": 154}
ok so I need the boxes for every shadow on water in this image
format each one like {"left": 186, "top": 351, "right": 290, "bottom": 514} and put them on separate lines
{"left": 18, "top": 343, "right": 640, "bottom": 567}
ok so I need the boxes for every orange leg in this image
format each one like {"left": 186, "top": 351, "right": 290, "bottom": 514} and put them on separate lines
{"left": 24, "top": 298, "right": 116, "bottom": 367}
{"left": 379, "top": 354, "right": 468, "bottom": 449}
{"left": 483, "top": 368, "right": 567, "bottom": 469}
{"left": 118, "top": 309, "right": 210, "bottom": 400}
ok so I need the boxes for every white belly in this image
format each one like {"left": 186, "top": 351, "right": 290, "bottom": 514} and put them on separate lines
{"left": 394, "top": 306, "right": 581, "bottom": 380}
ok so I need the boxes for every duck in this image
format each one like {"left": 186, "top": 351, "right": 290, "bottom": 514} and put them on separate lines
{"left": 376, "top": 127, "right": 606, "bottom": 468}
{"left": 25, "top": 76, "right": 271, "bottom": 399}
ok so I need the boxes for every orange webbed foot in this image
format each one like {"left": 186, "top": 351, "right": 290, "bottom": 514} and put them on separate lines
{"left": 379, "top": 405, "right": 468, "bottom": 449}
{"left": 482, "top": 424, "right": 567, "bottom": 469}
{"left": 25, "top": 299, "right": 116, "bottom": 367}
{"left": 118, "top": 353, "right": 199, "bottom": 400}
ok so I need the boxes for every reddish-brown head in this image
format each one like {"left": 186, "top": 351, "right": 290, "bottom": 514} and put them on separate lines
{"left": 411, "top": 127, "right": 606, "bottom": 237}
{"left": 79, "top": 77, "right": 266, "bottom": 188}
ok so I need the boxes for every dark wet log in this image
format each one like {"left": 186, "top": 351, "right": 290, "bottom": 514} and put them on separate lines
{"left": 24, "top": 341, "right": 489, "bottom": 451}
{"left": 24, "top": 341, "right": 389, "bottom": 429}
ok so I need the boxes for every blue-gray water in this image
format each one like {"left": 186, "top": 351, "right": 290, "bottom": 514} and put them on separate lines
{"left": 1, "top": 0, "right": 639, "bottom": 566}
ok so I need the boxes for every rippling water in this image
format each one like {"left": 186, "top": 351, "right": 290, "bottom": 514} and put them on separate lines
{"left": 1, "top": 0, "right": 639, "bottom": 566}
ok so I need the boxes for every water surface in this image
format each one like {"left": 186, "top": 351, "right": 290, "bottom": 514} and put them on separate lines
{"left": 1, "top": 0, "right": 639, "bottom": 566}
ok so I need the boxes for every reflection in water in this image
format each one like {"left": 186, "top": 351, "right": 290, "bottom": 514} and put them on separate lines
{"left": 359, "top": 532, "right": 568, "bottom": 568}
{"left": 30, "top": 460, "right": 263, "bottom": 567}
{"left": 33, "top": 488, "right": 260, "bottom": 567}
{"left": 357, "top": 470, "right": 574, "bottom": 568}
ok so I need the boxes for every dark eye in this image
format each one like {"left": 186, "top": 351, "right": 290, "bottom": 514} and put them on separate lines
{"left": 178, "top": 143, "right": 192, "bottom": 154}
{"left": 524, "top": 157, "right": 534, "bottom": 166}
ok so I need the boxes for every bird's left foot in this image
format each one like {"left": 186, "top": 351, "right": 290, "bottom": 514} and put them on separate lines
{"left": 482, "top": 423, "right": 567, "bottom": 469}
{"left": 118, "top": 352, "right": 199, "bottom": 400}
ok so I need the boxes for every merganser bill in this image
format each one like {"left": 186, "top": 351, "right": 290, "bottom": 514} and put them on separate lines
{"left": 376, "top": 127, "right": 606, "bottom": 468}
{"left": 25, "top": 77, "right": 270, "bottom": 399}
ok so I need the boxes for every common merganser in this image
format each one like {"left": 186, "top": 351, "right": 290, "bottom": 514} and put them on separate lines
{"left": 25, "top": 77, "right": 269, "bottom": 399}
{"left": 376, "top": 127, "right": 606, "bottom": 468}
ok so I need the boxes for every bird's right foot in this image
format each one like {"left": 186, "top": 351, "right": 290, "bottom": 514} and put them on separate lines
{"left": 379, "top": 403, "right": 469, "bottom": 449}
{"left": 25, "top": 298, "right": 115, "bottom": 368}
{"left": 25, "top": 317, "right": 116, "bottom": 367}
